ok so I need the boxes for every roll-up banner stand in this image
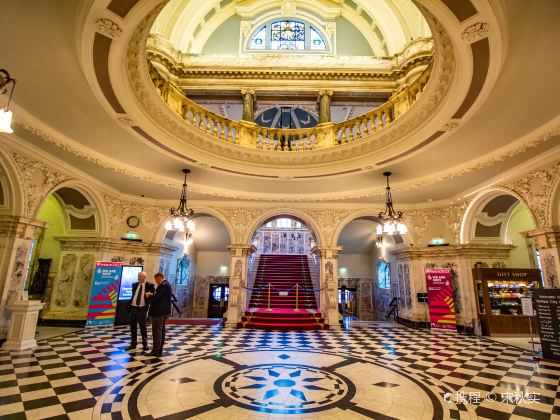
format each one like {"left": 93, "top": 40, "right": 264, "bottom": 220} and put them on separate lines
{"left": 86, "top": 262, "right": 123, "bottom": 327}
{"left": 425, "top": 268, "right": 457, "bottom": 331}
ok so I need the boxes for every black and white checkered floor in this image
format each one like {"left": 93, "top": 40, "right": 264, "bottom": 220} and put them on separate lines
{"left": 0, "top": 324, "right": 559, "bottom": 419}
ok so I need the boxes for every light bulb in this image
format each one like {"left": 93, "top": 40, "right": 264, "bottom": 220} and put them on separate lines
{"left": 172, "top": 218, "right": 181, "bottom": 229}
{"left": 386, "top": 223, "right": 395, "bottom": 235}
{"left": 0, "top": 109, "right": 14, "bottom": 134}
{"left": 164, "top": 220, "right": 172, "bottom": 230}
{"left": 376, "top": 224, "right": 382, "bottom": 235}
{"left": 186, "top": 219, "right": 195, "bottom": 232}
{"left": 178, "top": 223, "right": 185, "bottom": 232}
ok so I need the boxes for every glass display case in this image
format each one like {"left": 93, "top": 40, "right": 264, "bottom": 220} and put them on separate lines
{"left": 472, "top": 268, "right": 542, "bottom": 336}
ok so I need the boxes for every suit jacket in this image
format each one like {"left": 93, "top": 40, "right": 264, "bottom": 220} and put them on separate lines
{"left": 128, "top": 281, "right": 155, "bottom": 310}
{"left": 147, "top": 280, "right": 172, "bottom": 317}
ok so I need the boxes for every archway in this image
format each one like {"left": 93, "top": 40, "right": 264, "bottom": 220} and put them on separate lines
{"left": 160, "top": 213, "right": 231, "bottom": 318}
{"left": 32, "top": 186, "right": 102, "bottom": 321}
{"left": 335, "top": 215, "right": 404, "bottom": 321}
{"left": 461, "top": 189, "right": 537, "bottom": 268}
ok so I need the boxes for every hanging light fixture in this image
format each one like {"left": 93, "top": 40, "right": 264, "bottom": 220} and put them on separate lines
{"left": 165, "top": 169, "right": 195, "bottom": 240}
{"left": 376, "top": 172, "right": 407, "bottom": 235}
{"left": 0, "top": 69, "right": 16, "bottom": 134}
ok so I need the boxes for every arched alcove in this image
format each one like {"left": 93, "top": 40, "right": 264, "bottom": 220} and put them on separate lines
{"left": 335, "top": 215, "right": 402, "bottom": 321}
{"left": 160, "top": 213, "right": 232, "bottom": 318}
{"left": 461, "top": 189, "right": 537, "bottom": 268}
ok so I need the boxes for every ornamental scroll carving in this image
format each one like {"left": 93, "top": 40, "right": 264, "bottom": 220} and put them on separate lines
{"left": 461, "top": 22, "right": 489, "bottom": 43}
{"left": 304, "top": 209, "right": 352, "bottom": 245}
{"left": 220, "top": 208, "right": 267, "bottom": 242}
{"left": 96, "top": 18, "right": 123, "bottom": 39}
{"left": 404, "top": 201, "right": 468, "bottom": 245}
{"left": 103, "top": 193, "right": 168, "bottom": 240}
{"left": 7, "top": 151, "right": 70, "bottom": 218}
{"left": 505, "top": 163, "right": 560, "bottom": 228}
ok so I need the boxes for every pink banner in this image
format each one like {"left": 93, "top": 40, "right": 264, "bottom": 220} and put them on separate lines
{"left": 425, "top": 268, "right": 456, "bottom": 330}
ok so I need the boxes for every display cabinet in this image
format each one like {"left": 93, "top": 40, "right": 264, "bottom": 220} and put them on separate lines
{"left": 472, "top": 268, "right": 542, "bottom": 336}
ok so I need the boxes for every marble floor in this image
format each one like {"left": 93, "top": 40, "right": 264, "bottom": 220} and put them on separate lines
{"left": 0, "top": 324, "right": 559, "bottom": 419}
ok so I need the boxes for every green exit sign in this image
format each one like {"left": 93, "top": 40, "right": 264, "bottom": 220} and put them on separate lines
{"left": 126, "top": 233, "right": 137, "bottom": 239}
{"left": 431, "top": 238, "right": 445, "bottom": 245}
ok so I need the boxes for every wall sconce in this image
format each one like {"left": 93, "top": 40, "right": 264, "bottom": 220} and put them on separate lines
{"left": 0, "top": 69, "right": 16, "bottom": 134}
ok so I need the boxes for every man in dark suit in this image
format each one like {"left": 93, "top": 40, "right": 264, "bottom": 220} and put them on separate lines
{"left": 126, "top": 271, "right": 155, "bottom": 351}
{"left": 146, "top": 272, "right": 172, "bottom": 357}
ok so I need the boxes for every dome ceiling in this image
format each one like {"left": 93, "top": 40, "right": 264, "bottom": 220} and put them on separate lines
{"left": 0, "top": 0, "right": 559, "bottom": 206}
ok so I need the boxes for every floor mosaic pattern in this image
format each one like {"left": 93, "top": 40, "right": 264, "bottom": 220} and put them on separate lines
{"left": 0, "top": 324, "right": 559, "bottom": 419}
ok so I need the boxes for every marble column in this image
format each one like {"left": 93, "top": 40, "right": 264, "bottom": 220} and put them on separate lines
{"left": 318, "top": 90, "right": 333, "bottom": 124}
{"left": 241, "top": 89, "right": 256, "bottom": 122}
{"left": 224, "top": 244, "right": 256, "bottom": 327}
{"left": 521, "top": 227, "right": 560, "bottom": 288}
{"left": 312, "top": 246, "right": 343, "bottom": 330}
{"left": 0, "top": 216, "right": 46, "bottom": 340}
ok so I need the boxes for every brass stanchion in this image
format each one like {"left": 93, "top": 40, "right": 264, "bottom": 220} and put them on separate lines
{"left": 266, "top": 283, "right": 272, "bottom": 312}
{"left": 294, "top": 284, "right": 300, "bottom": 312}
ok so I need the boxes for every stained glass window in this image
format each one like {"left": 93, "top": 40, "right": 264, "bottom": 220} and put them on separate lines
{"left": 249, "top": 26, "right": 266, "bottom": 49}
{"left": 310, "top": 27, "right": 326, "bottom": 50}
{"left": 378, "top": 260, "right": 390, "bottom": 289}
{"left": 270, "top": 20, "right": 305, "bottom": 50}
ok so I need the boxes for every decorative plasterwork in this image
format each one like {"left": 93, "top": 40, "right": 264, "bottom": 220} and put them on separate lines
{"left": 505, "top": 162, "right": 560, "bottom": 228}
{"left": 95, "top": 18, "right": 123, "bottom": 39}
{"left": 461, "top": 22, "right": 489, "bottom": 43}
{"left": 117, "top": 115, "right": 135, "bottom": 126}
{"left": 303, "top": 209, "right": 353, "bottom": 245}
{"left": 390, "top": 244, "right": 514, "bottom": 261}
{"left": 5, "top": 151, "right": 71, "bottom": 218}
{"left": 441, "top": 120, "right": 460, "bottom": 131}
{"left": 220, "top": 207, "right": 268, "bottom": 243}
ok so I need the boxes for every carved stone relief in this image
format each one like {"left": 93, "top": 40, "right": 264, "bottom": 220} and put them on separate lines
{"left": 305, "top": 209, "right": 352, "bottom": 245}
{"left": 6, "top": 245, "right": 27, "bottom": 305}
{"left": 72, "top": 254, "right": 95, "bottom": 309}
{"left": 506, "top": 163, "right": 560, "bottom": 228}
{"left": 54, "top": 254, "right": 78, "bottom": 308}
{"left": 461, "top": 22, "right": 489, "bottom": 42}
{"left": 403, "top": 264, "right": 412, "bottom": 310}
{"left": 542, "top": 252, "right": 559, "bottom": 288}
{"left": 96, "top": 18, "right": 123, "bottom": 39}
{"left": 221, "top": 207, "right": 266, "bottom": 242}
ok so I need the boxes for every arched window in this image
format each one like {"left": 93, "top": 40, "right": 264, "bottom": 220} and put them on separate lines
{"left": 377, "top": 260, "right": 390, "bottom": 289}
{"left": 247, "top": 20, "right": 328, "bottom": 52}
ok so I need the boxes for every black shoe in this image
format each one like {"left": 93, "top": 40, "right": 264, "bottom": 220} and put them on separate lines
{"left": 142, "top": 345, "right": 149, "bottom": 351}
{"left": 146, "top": 351, "right": 160, "bottom": 357}
{"left": 125, "top": 345, "right": 137, "bottom": 351}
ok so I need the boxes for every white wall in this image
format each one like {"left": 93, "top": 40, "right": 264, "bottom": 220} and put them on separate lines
{"left": 338, "top": 253, "right": 372, "bottom": 278}
{"left": 196, "top": 251, "right": 230, "bottom": 276}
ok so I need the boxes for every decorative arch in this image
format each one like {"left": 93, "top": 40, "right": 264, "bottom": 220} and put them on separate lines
{"left": 242, "top": 208, "right": 324, "bottom": 246}
{"left": 154, "top": 205, "right": 235, "bottom": 245}
{"left": 460, "top": 187, "right": 536, "bottom": 244}
{"left": 0, "top": 148, "right": 24, "bottom": 216}
{"left": 34, "top": 181, "right": 109, "bottom": 237}
{"left": 549, "top": 174, "right": 560, "bottom": 226}
{"left": 331, "top": 209, "right": 411, "bottom": 247}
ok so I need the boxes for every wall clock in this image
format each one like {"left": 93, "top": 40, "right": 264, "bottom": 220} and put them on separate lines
{"left": 126, "top": 216, "right": 140, "bottom": 228}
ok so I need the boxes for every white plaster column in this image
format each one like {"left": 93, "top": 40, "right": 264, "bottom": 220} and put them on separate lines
{"left": 312, "top": 246, "right": 343, "bottom": 330}
{"left": 224, "top": 244, "right": 255, "bottom": 327}
{"left": 522, "top": 227, "right": 560, "bottom": 288}
{"left": 0, "top": 216, "right": 46, "bottom": 340}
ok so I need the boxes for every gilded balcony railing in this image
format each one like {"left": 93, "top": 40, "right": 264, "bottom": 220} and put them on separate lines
{"left": 148, "top": 60, "right": 433, "bottom": 151}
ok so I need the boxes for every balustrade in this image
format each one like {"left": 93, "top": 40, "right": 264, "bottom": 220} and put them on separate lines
{"left": 148, "top": 59, "right": 432, "bottom": 151}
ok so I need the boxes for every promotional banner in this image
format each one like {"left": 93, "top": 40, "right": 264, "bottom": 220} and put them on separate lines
{"left": 86, "top": 262, "right": 123, "bottom": 327}
{"left": 425, "top": 268, "right": 457, "bottom": 330}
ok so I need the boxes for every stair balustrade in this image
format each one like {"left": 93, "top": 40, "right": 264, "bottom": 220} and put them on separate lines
{"left": 385, "top": 297, "right": 401, "bottom": 321}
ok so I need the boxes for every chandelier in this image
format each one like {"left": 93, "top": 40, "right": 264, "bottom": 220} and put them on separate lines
{"left": 376, "top": 172, "right": 407, "bottom": 235}
{"left": 164, "top": 169, "right": 195, "bottom": 242}
{"left": 0, "top": 69, "right": 16, "bottom": 134}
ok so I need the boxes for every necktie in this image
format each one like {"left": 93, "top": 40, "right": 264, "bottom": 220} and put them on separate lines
{"left": 136, "top": 283, "right": 143, "bottom": 306}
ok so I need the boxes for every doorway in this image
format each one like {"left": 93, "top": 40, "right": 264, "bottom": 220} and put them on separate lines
{"left": 208, "top": 284, "right": 229, "bottom": 318}
{"left": 338, "top": 287, "right": 357, "bottom": 318}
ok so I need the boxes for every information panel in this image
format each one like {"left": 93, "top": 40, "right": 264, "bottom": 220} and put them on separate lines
{"left": 533, "top": 289, "right": 560, "bottom": 361}
{"left": 86, "top": 262, "right": 123, "bottom": 327}
{"left": 425, "top": 268, "right": 457, "bottom": 330}
{"left": 118, "top": 266, "right": 143, "bottom": 300}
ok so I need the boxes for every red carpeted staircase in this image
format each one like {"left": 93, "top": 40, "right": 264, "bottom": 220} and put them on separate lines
{"left": 238, "top": 254, "right": 329, "bottom": 330}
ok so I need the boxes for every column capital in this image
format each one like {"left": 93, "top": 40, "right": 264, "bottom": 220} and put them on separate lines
{"left": 53, "top": 237, "right": 178, "bottom": 255}
{"left": 0, "top": 216, "right": 47, "bottom": 239}
{"left": 227, "top": 244, "right": 256, "bottom": 257}
{"left": 241, "top": 89, "right": 256, "bottom": 97}
{"left": 520, "top": 226, "right": 560, "bottom": 248}
{"left": 318, "top": 89, "right": 334, "bottom": 97}
{"left": 312, "top": 245, "right": 343, "bottom": 258}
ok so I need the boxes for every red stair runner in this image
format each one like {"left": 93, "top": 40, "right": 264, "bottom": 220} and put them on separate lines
{"left": 238, "top": 254, "right": 329, "bottom": 331}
